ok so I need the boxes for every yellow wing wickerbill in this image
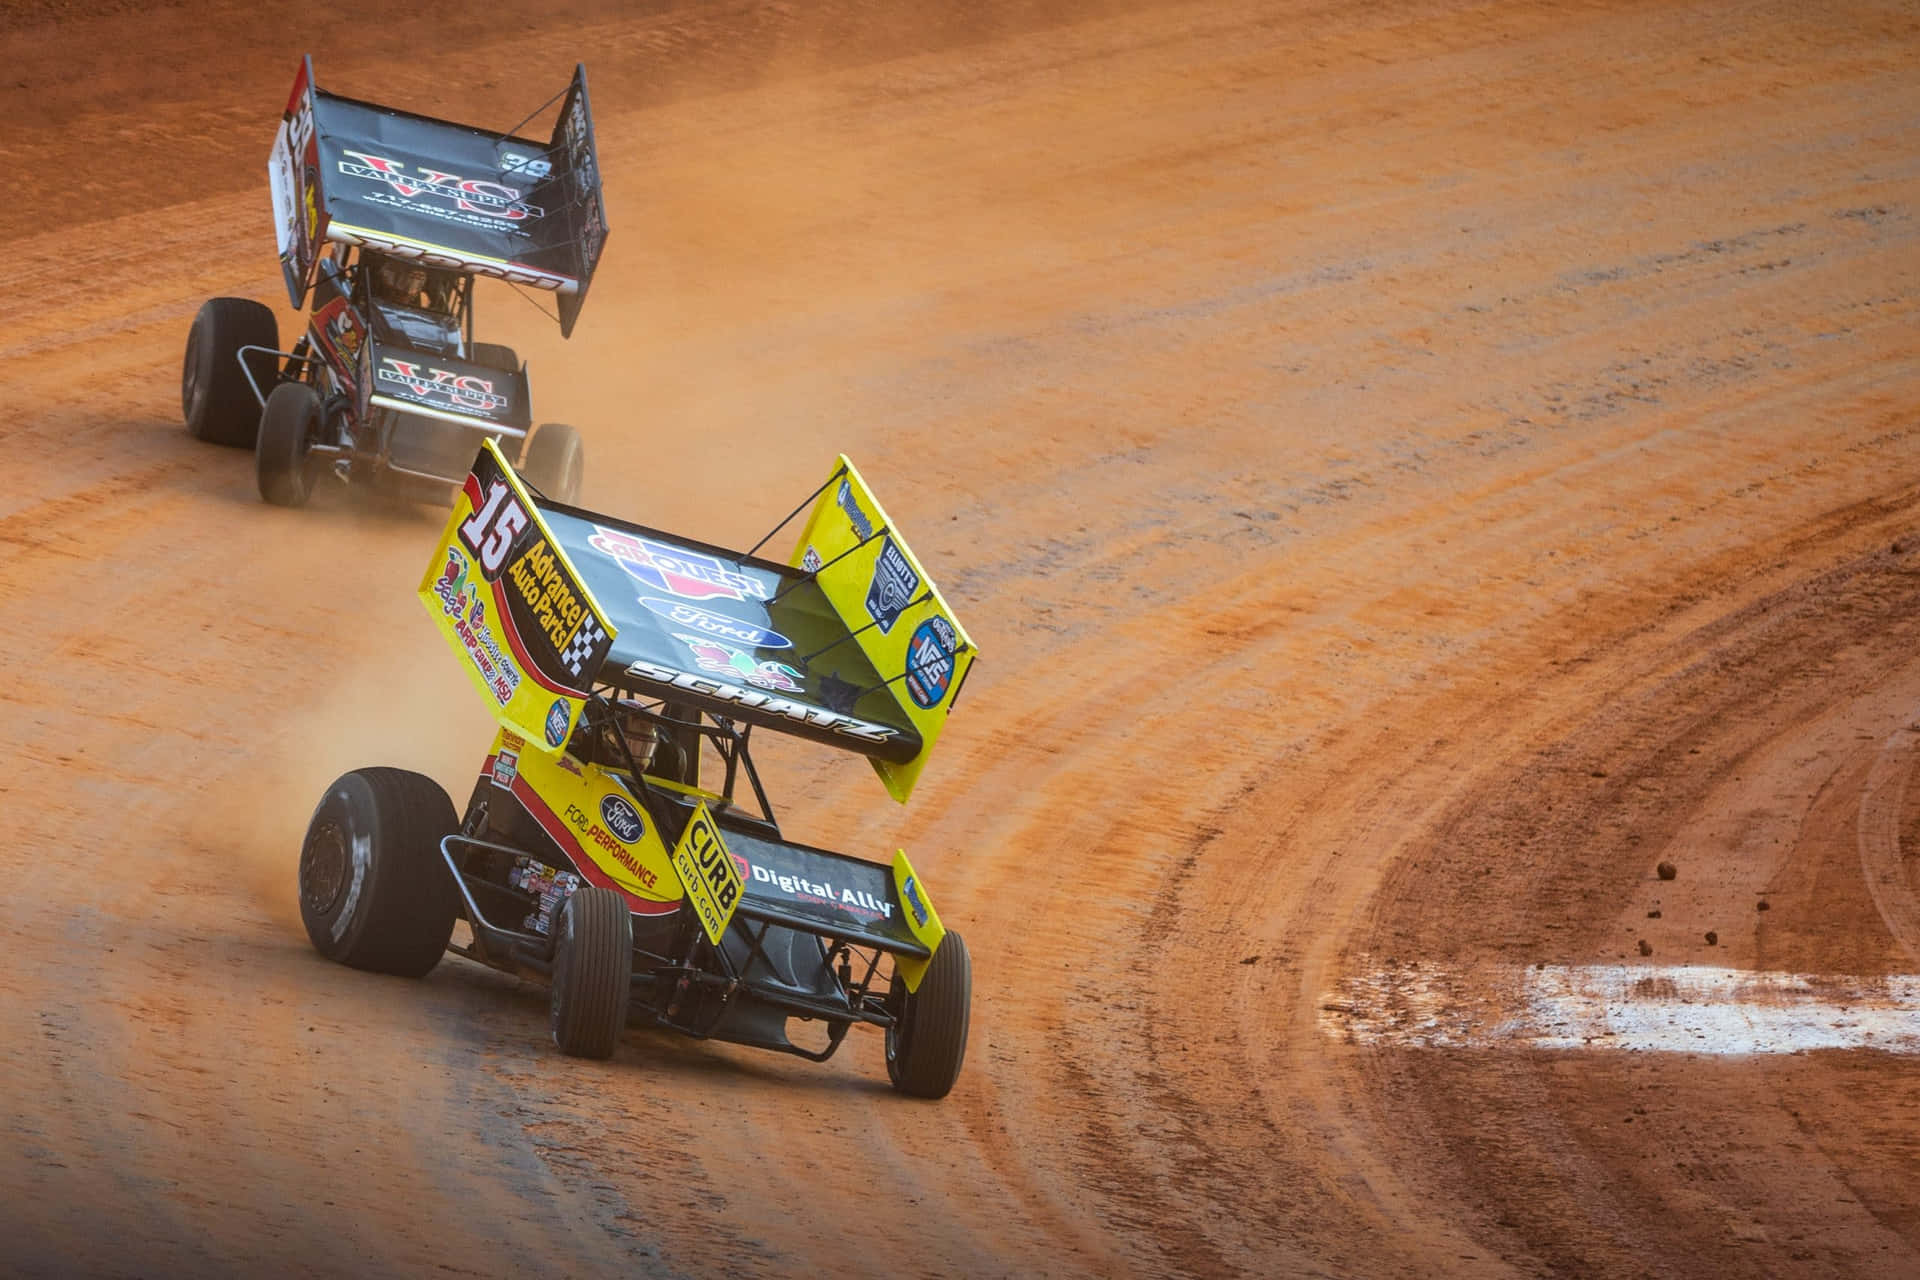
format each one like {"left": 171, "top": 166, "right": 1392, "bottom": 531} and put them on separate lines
{"left": 671, "top": 803, "right": 744, "bottom": 946}
{"left": 890, "top": 849, "right": 948, "bottom": 992}
{"left": 420, "top": 440, "right": 616, "bottom": 750}
{"left": 789, "top": 456, "right": 979, "bottom": 804}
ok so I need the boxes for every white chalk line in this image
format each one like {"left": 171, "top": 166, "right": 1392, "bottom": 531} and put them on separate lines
{"left": 1320, "top": 964, "right": 1920, "bottom": 1053}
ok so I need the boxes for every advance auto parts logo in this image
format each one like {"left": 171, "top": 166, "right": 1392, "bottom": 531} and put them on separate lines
{"left": 378, "top": 357, "right": 508, "bottom": 418}
{"left": 599, "top": 793, "right": 645, "bottom": 844}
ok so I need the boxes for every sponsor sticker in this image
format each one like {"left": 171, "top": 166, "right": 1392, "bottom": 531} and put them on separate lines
{"left": 378, "top": 357, "right": 508, "bottom": 418}
{"left": 625, "top": 658, "right": 897, "bottom": 744}
{"left": 674, "top": 633, "right": 804, "bottom": 693}
{"left": 801, "top": 545, "right": 823, "bottom": 574}
{"left": 737, "top": 858, "right": 895, "bottom": 921}
{"left": 904, "top": 616, "right": 958, "bottom": 710}
{"left": 338, "top": 150, "right": 545, "bottom": 229}
{"left": 431, "top": 548, "right": 521, "bottom": 705}
{"left": 835, "top": 477, "right": 874, "bottom": 541}
{"left": 639, "top": 597, "right": 791, "bottom": 649}
{"left": 599, "top": 793, "right": 645, "bottom": 844}
{"left": 544, "top": 698, "right": 571, "bottom": 748}
{"left": 903, "top": 874, "right": 930, "bottom": 928}
{"left": 588, "top": 527, "right": 768, "bottom": 603}
{"left": 507, "top": 537, "right": 597, "bottom": 666}
{"left": 865, "top": 537, "right": 920, "bottom": 634}
{"left": 670, "top": 804, "right": 744, "bottom": 946}
{"left": 492, "top": 748, "right": 519, "bottom": 790}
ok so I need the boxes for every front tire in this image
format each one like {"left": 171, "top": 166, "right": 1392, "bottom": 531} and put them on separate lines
{"left": 183, "top": 298, "right": 278, "bottom": 447}
{"left": 520, "top": 422, "right": 584, "bottom": 505}
{"left": 550, "top": 886, "right": 632, "bottom": 1059}
{"left": 297, "top": 768, "right": 460, "bottom": 978}
{"left": 886, "top": 930, "right": 972, "bottom": 1098}
{"left": 257, "top": 381, "right": 323, "bottom": 507}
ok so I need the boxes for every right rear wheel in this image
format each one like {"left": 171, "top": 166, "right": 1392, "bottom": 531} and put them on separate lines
{"left": 182, "top": 297, "right": 278, "bottom": 447}
{"left": 469, "top": 341, "right": 520, "bottom": 372}
{"left": 886, "top": 930, "right": 972, "bottom": 1098}
{"left": 520, "top": 422, "right": 584, "bottom": 505}
{"left": 550, "top": 886, "right": 633, "bottom": 1059}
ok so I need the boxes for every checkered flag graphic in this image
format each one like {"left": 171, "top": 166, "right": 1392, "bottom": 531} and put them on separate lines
{"left": 558, "top": 615, "right": 607, "bottom": 678}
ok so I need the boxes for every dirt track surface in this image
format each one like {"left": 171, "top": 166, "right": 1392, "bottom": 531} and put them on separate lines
{"left": 4, "top": 1, "right": 1918, "bottom": 1275}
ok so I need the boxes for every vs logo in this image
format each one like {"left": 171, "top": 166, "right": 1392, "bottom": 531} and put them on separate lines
{"left": 378, "top": 357, "right": 508, "bottom": 415}
{"left": 338, "top": 151, "right": 545, "bottom": 222}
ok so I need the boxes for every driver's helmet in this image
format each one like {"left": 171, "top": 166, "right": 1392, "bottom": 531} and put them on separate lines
{"left": 607, "top": 699, "right": 658, "bottom": 771}
{"left": 372, "top": 257, "right": 431, "bottom": 306}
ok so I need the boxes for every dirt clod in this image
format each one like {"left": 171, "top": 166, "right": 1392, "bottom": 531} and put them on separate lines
{"left": 1638, "top": 939, "right": 1653, "bottom": 956}
{"left": 1704, "top": 931, "right": 1718, "bottom": 946}
{"left": 1657, "top": 861, "right": 1678, "bottom": 880}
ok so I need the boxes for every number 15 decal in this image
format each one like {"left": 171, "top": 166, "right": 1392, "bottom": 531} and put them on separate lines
{"left": 460, "top": 480, "right": 529, "bottom": 576}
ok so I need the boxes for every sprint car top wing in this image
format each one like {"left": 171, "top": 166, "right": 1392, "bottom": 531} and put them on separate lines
{"left": 270, "top": 56, "right": 608, "bottom": 335}
{"left": 425, "top": 445, "right": 976, "bottom": 804}
{"left": 539, "top": 503, "right": 929, "bottom": 768}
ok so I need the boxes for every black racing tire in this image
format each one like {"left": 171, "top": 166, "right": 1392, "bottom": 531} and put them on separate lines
{"left": 182, "top": 297, "right": 279, "bottom": 447}
{"left": 297, "top": 768, "right": 460, "bottom": 978}
{"left": 885, "top": 929, "right": 971, "bottom": 1099}
{"left": 469, "top": 341, "right": 520, "bottom": 372}
{"left": 520, "top": 422, "right": 584, "bottom": 505}
{"left": 257, "top": 381, "right": 323, "bottom": 507}
{"left": 549, "top": 886, "right": 632, "bottom": 1060}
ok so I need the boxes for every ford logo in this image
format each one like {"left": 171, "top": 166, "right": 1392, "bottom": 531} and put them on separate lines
{"left": 600, "top": 794, "right": 644, "bottom": 843}
{"left": 638, "top": 597, "right": 792, "bottom": 649}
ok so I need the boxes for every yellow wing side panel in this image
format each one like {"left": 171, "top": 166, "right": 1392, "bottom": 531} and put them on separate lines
{"left": 789, "top": 456, "right": 978, "bottom": 804}
{"left": 420, "top": 440, "right": 616, "bottom": 750}
{"left": 890, "top": 849, "right": 948, "bottom": 992}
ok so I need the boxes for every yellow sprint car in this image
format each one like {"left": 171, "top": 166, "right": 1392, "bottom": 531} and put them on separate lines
{"left": 295, "top": 440, "right": 978, "bottom": 1097}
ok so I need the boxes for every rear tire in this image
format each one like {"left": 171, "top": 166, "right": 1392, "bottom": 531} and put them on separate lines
{"left": 521, "top": 422, "right": 584, "bottom": 505}
{"left": 886, "top": 930, "right": 971, "bottom": 1098}
{"left": 550, "top": 886, "right": 632, "bottom": 1059}
{"left": 297, "top": 768, "right": 460, "bottom": 978}
{"left": 183, "top": 298, "right": 278, "bottom": 447}
{"left": 469, "top": 341, "right": 520, "bottom": 372}
{"left": 257, "top": 381, "right": 323, "bottom": 507}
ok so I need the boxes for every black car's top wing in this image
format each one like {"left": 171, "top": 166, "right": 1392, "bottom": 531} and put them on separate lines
{"left": 270, "top": 56, "right": 608, "bottom": 336}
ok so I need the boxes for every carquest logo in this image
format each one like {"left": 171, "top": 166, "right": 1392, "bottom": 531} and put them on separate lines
{"left": 600, "top": 794, "right": 645, "bottom": 844}
{"left": 544, "top": 698, "right": 571, "bottom": 747}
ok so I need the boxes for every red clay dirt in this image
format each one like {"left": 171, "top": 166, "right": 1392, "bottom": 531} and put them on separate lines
{"left": 3, "top": 1, "right": 1918, "bottom": 1276}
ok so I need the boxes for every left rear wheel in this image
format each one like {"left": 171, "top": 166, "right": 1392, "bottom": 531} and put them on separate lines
{"left": 182, "top": 297, "right": 278, "bottom": 447}
{"left": 298, "top": 768, "right": 460, "bottom": 978}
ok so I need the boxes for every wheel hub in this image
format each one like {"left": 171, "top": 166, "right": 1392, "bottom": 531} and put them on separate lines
{"left": 300, "top": 820, "right": 349, "bottom": 917}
